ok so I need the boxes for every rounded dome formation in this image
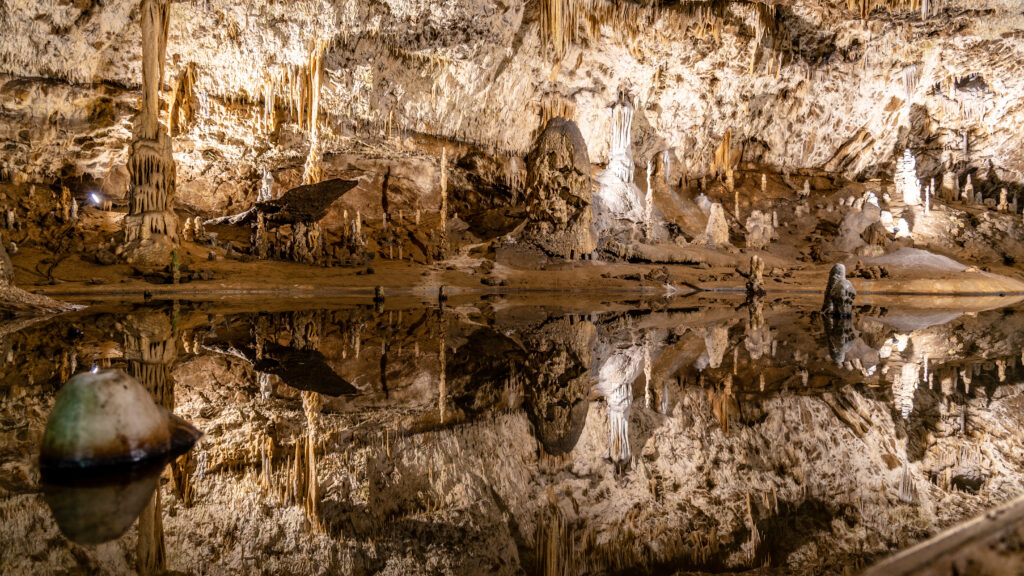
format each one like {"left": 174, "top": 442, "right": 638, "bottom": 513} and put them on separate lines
{"left": 40, "top": 369, "right": 201, "bottom": 470}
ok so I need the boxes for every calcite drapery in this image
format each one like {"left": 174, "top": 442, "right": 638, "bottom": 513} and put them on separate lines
{"left": 122, "top": 0, "right": 178, "bottom": 270}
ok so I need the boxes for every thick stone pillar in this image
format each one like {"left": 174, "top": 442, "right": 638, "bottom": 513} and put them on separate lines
{"left": 122, "top": 0, "right": 179, "bottom": 270}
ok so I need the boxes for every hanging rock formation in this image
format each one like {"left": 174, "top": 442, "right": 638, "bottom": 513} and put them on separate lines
{"left": 593, "top": 91, "right": 646, "bottom": 242}
{"left": 520, "top": 118, "right": 596, "bottom": 259}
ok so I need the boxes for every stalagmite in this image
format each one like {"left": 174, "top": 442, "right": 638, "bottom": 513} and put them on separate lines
{"left": 744, "top": 210, "right": 774, "bottom": 250}
{"left": 998, "top": 188, "right": 1008, "bottom": 212}
{"left": 695, "top": 203, "right": 730, "bottom": 248}
{"left": 894, "top": 149, "right": 921, "bottom": 206}
{"left": 801, "top": 179, "right": 810, "bottom": 199}
{"left": 761, "top": 173, "right": 767, "bottom": 194}
{"left": 746, "top": 255, "right": 765, "bottom": 298}
{"left": 122, "top": 0, "right": 179, "bottom": 271}
{"left": 941, "top": 171, "right": 957, "bottom": 201}
{"left": 523, "top": 118, "right": 596, "bottom": 258}
{"left": 822, "top": 264, "right": 856, "bottom": 318}
{"left": 963, "top": 175, "right": 974, "bottom": 204}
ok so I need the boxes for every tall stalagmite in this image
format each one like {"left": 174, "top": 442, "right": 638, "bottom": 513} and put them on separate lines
{"left": 122, "top": 0, "right": 178, "bottom": 270}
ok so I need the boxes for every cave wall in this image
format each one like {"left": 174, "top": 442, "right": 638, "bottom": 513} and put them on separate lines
{"left": 3, "top": 0, "right": 1024, "bottom": 218}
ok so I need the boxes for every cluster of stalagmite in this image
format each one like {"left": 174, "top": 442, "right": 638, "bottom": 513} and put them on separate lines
{"left": 122, "top": 0, "right": 179, "bottom": 270}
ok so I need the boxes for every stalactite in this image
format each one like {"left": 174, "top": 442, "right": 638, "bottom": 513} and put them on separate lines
{"left": 902, "top": 64, "right": 920, "bottom": 102}
{"left": 168, "top": 62, "right": 197, "bottom": 137}
{"left": 301, "top": 39, "right": 328, "bottom": 186}
{"left": 645, "top": 159, "right": 654, "bottom": 240}
{"left": 847, "top": 0, "right": 923, "bottom": 19}
{"left": 609, "top": 91, "right": 635, "bottom": 183}
{"left": 898, "top": 462, "right": 916, "bottom": 503}
{"left": 439, "top": 147, "right": 448, "bottom": 255}
{"left": 712, "top": 129, "right": 734, "bottom": 178}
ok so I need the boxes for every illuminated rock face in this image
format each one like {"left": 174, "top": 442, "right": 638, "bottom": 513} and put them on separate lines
{"left": 521, "top": 118, "right": 596, "bottom": 259}
{"left": 40, "top": 370, "right": 200, "bottom": 470}
{"left": 895, "top": 149, "right": 922, "bottom": 206}
{"left": 695, "top": 203, "right": 730, "bottom": 248}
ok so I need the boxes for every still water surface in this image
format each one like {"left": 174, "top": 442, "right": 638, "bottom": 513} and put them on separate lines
{"left": 3, "top": 294, "right": 1024, "bottom": 574}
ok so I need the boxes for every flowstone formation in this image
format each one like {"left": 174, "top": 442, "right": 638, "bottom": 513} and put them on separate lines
{"left": 593, "top": 91, "right": 646, "bottom": 242}
{"left": 121, "top": 0, "right": 179, "bottom": 270}
{"left": 521, "top": 118, "right": 596, "bottom": 259}
{"left": 822, "top": 263, "right": 856, "bottom": 318}
{"left": 894, "top": 149, "right": 922, "bottom": 206}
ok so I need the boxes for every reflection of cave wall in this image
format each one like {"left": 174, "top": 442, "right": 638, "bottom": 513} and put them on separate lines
{"left": 7, "top": 303, "right": 1024, "bottom": 574}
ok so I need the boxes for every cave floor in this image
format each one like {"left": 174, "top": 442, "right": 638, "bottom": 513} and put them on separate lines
{"left": 12, "top": 238, "right": 1024, "bottom": 306}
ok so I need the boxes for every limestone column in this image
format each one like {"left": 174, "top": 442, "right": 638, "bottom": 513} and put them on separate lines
{"left": 122, "top": 0, "right": 179, "bottom": 270}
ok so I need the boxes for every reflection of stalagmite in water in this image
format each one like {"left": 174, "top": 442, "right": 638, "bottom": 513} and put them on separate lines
{"left": 524, "top": 318, "right": 594, "bottom": 457}
{"left": 711, "top": 374, "right": 739, "bottom": 434}
{"left": 823, "top": 315, "right": 856, "bottom": 365}
{"left": 439, "top": 312, "right": 448, "bottom": 424}
{"left": 745, "top": 300, "right": 771, "bottom": 360}
{"left": 124, "top": 309, "right": 177, "bottom": 407}
{"left": 698, "top": 323, "right": 729, "bottom": 370}
{"left": 122, "top": 308, "right": 179, "bottom": 575}
{"left": 894, "top": 363, "right": 920, "bottom": 420}
{"left": 136, "top": 488, "right": 166, "bottom": 575}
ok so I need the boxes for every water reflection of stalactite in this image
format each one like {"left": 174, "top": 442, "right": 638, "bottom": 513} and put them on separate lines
{"left": 297, "top": 390, "right": 323, "bottom": 532}
{"left": 711, "top": 374, "right": 739, "bottom": 434}
{"left": 439, "top": 310, "right": 448, "bottom": 425}
{"left": 535, "top": 490, "right": 574, "bottom": 576}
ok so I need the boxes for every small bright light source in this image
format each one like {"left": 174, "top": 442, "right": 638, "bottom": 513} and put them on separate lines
{"left": 91, "top": 193, "right": 101, "bottom": 205}
{"left": 91, "top": 365, "right": 99, "bottom": 374}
